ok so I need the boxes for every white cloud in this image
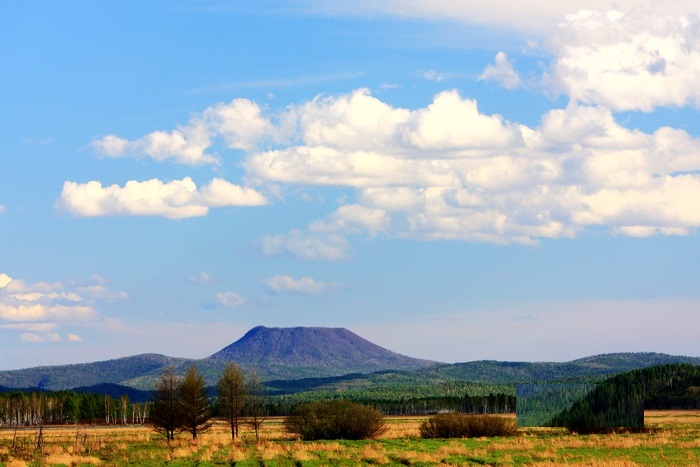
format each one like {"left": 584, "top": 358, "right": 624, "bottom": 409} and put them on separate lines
{"left": 246, "top": 88, "right": 699, "bottom": 254}
{"left": 0, "top": 274, "right": 11, "bottom": 288}
{"left": 403, "top": 90, "right": 524, "bottom": 151}
{"left": 261, "top": 229, "right": 350, "bottom": 261}
{"left": 264, "top": 275, "right": 338, "bottom": 295}
{"left": 91, "top": 98, "right": 271, "bottom": 164}
{"left": 57, "top": 177, "right": 267, "bottom": 219}
{"left": 85, "top": 68, "right": 700, "bottom": 252}
{"left": 545, "top": 10, "right": 700, "bottom": 111}
{"left": 479, "top": 51, "right": 521, "bottom": 89}
{"left": 215, "top": 291, "right": 247, "bottom": 308}
{"left": 0, "top": 274, "right": 125, "bottom": 344}
{"left": 261, "top": 204, "right": 388, "bottom": 260}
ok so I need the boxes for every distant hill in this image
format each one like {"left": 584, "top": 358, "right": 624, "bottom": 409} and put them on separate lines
{"left": 401, "top": 352, "right": 700, "bottom": 385}
{"left": 265, "top": 352, "right": 700, "bottom": 395}
{"left": 206, "top": 326, "right": 436, "bottom": 379}
{"left": 0, "top": 324, "right": 697, "bottom": 394}
{"left": 0, "top": 353, "right": 188, "bottom": 391}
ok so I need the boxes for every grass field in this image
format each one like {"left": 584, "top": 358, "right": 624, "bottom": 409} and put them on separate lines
{"left": 0, "top": 411, "right": 698, "bottom": 466}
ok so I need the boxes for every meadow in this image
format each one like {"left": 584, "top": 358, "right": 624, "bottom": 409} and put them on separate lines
{"left": 0, "top": 411, "right": 698, "bottom": 466}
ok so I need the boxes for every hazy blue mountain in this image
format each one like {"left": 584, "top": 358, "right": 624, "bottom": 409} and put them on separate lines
{"left": 0, "top": 325, "right": 696, "bottom": 393}
{"left": 0, "top": 326, "right": 436, "bottom": 390}
{"left": 0, "top": 354, "right": 187, "bottom": 391}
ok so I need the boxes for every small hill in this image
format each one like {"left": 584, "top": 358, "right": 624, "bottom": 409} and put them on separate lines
{"left": 0, "top": 354, "right": 187, "bottom": 391}
{"left": 206, "top": 326, "right": 436, "bottom": 379}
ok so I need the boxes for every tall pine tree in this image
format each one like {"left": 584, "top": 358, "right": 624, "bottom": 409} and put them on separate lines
{"left": 178, "top": 364, "right": 212, "bottom": 439}
{"left": 150, "top": 365, "right": 180, "bottom": 441}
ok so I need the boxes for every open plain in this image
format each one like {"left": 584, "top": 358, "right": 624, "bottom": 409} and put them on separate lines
{"left": 0, "top": 411, "right": 698, "bottom": 466}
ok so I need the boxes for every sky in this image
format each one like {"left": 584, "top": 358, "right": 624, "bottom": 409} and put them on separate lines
{"left": 1, "top": 1, "right": 699, "bottom": 370}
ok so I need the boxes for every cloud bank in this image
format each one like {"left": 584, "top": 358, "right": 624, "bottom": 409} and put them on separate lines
{"left": 0, "top": 274, "right": 127, "bottom": 343}
{"left": 264, "top": 275, "right": 339, "bottom": 295}
{"left": 70, "top": 4, "right": 700, "bottom": 259}
{"left": 58, "top": 177, "right": 267, "bottom": 219}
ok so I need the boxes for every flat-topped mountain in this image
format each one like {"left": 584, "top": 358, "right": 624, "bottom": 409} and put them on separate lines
{"left": 0, "top": 326, "right": 436, "bottom": 390}
{"left": 0, "top": 325, "right": 697, "bottom": 392}
{"left": 206, "top": 326, "right": 436, "bottom": 377}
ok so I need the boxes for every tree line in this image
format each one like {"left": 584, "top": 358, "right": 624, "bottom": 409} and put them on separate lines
{"left": 0, "top": 390, "right": 149, "bottom": 427}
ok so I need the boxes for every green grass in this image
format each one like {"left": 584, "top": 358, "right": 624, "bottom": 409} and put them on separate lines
{"left": 0, "top": 411, "right": 698, "bottom": 466}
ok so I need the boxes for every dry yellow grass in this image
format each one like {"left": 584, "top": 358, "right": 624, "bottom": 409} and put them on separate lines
{"left": 0, "top": 410, "right": 697, "bottom": 465}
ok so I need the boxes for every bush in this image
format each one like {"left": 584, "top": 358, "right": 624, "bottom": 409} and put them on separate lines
{"left": 420, "top": 413, "right": 517, "bottom": 438}
{"left": 284, "top": 400, "right": 387, "bottom": 440}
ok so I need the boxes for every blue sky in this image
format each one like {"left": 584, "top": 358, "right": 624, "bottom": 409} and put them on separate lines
{"left": 1, "top": 1, "right": 699, "bottom": 370}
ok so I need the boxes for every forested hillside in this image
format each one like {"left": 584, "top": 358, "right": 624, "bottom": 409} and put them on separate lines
{"left": 0, "top": 323, "right": 697, "bottom": 392}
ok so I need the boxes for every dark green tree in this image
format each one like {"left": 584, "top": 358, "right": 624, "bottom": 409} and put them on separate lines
{"left": 217, "top": 362, "right": 247, "bottom": 439}
{"left": 150, "top": 365, "right": 180, "bottom": 441}
{"left": 178, "top": 364, "right": 212, "bottom": 439}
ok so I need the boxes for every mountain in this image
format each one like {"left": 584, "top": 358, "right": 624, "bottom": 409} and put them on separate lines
{"left": 0, "top": 326, "right": 436, "bottom": 390}
{"left": 0, "top": 324, "right": 697, "bottom": 393}
{"left": 206, "top": 326, "right": 436, "bottom": 379}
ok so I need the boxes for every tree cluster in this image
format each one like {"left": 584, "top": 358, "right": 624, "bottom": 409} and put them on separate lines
{"left": 150, "top": 362, "right": 266, "bottom": 441}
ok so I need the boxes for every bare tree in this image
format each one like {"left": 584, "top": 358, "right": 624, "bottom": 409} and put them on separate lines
{"left": 217, "top": 362, "right": 248, "bottom": 439}
{"left": 246, "top": 369, "right": 266, "bottom": 441}
{"left": 178, "top": 364, "right": 212, "bottom": 440}
{"left": 150, "top": 365, "right": 180, "bottom": 441}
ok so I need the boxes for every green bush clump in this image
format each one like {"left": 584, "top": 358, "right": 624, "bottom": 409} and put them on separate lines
{"left": 284, "top": 400, "right": 387, "bottom": 440}
{"left": 419, "top": 413, "right": 517, "bottom": 438}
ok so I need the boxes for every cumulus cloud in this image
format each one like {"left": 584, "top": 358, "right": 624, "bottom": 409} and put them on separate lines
{"left": 91, "top": 98, "right": 272, "bottom": 164}
{"left": 57, "top": 177, "right": 267, "bottom": 219}
{"left": 545, "top": 10, "right": 700, "bottom": 111}
{"left": 244, "top": 88, "right": 699, "bottom": 255}
{"left": 261, "top": 205, "right": 388, "bottom": 260}
{"left": 479, "top": 52, "right": 521, "bottom": 89}
{"left": 264, "top": 275, "right": 339, "bottom": 295}
{"left": 215, "top": 291, "right": 247, "bottom": 308}
{"left": 0, "top": 274, "right": 124, "bottom": 343}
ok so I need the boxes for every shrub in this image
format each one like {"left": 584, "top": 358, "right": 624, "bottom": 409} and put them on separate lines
{"left": 284, "top": 400, "right": 387, "bottom": 440}
{"left": 419, "top": 413, "right": 517, "bottom": 438}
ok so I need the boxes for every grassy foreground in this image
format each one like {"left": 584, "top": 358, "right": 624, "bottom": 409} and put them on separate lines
{"left": 0, "top": 411, "right": 698, "bottom": 466}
